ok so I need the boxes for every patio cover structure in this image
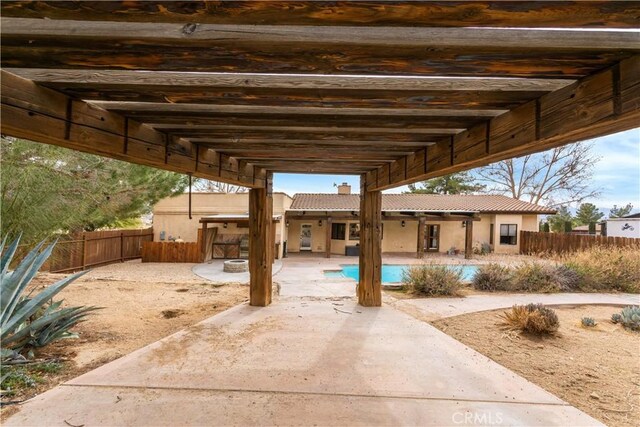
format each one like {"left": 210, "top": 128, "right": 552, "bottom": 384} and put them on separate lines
{"left": 1, "top": 1, "right": 639, "bottom": 307}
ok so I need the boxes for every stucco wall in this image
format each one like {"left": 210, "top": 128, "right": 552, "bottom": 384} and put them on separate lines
{"left": 152, "top": 192, "right": 292, "bottom": 259}
{"left": 492, "top": 214, "right": 539, "bottom": 254}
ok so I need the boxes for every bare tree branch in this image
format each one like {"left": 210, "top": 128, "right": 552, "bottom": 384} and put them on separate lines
{"left": 475, "top": 142, "right": 601, "bottom": 207}
{"left": 193, "top": 179, "right": 248, "bottom": 193}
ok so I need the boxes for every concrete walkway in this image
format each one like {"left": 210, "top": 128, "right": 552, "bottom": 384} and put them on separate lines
{"left": 7, "top": 255, "right": 611, "bottom": 426}
{"left": 398, "top": 292, "right": 640, "bottom": 321}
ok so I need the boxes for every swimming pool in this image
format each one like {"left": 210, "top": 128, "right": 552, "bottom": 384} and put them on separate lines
{"left": 324, "top": 264, "right": 478, "bottom": 283}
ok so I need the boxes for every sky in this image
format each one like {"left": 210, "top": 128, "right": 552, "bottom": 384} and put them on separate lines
{"left": 273, "top": 128, "right": 640, "bottom": 214}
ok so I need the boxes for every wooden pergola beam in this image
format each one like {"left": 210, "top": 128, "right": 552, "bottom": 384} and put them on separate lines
{"left": 3, "top": 3, "right": 638, "bottom": 28}
{"left": 0, "top": 70, "right": 265, "bottom": 188}
{"left": 8, "top": 69, "right": 575, "bottom": 92}
{"left": 89, "top": 102, "right": 506, "bottom": 119}
{"left": 366, "top": 55, "right": 640, "bottom": 191}
{"left": 3, "top": 19, "right": 637, "bottom": 78}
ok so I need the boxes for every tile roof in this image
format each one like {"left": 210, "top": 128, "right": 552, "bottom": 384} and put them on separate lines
{"left": 289, "top": 193, "right": 556, "bottom": 214}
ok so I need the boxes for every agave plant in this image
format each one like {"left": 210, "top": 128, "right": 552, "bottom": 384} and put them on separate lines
{"left": 1, "top": 235, "right": 99, "bottom": 359}
{"left": 619, "top": 306, "right": 640, "bottom": 331}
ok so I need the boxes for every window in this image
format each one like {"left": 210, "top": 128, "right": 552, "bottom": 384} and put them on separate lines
{"left": 499, "top": 224, "right": 517, "bottom": 245}
{"left": 331, "top": 223, "right": 346, "bottom": 240}
{"left": 349, "top": 223, "right": 360, "bottom": 240}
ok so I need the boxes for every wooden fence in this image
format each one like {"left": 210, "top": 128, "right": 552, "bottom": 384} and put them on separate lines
{"left": 43, "top": 228, "right": 153, "bottom": 273}
{"left": 141, "top": 241, "right": 201, "bottom": 263}
{"left": 520, "top": 231, "right": 640, "bottom": 255}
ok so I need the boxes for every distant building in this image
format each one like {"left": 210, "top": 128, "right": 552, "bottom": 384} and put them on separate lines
{"left": 606, "top": 213, "right": 640, "bottom": 238}
{"left": 152, "top": 184, "right": 555, "bottom": 259}
{"left": 571, "top": 224, "right": 602, "bottom": 236}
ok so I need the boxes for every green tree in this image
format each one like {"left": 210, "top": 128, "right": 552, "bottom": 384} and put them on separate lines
{"left": 575, "top": 202, "right": 604, "bottom": 226}
{"left": 406, "top": 172, "right": 484, "bottom": 195}
{"left": 609, "top": 203, "right": 633, "bottom": 218}
{"left": 547, "top": 206, "right": 574, "bottom": 233}
{"left": 1, "top": 138, "right": 188, "bottom": 245}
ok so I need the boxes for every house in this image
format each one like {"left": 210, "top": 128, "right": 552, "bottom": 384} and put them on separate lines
{"left": 605, "top": 213, "right": 640, "bottom": 238}
{"left": 571, "top": 224, "right": 603, "bottom": 236}
{"left": 152, "top": 184, "right": 555, "bottom": 260}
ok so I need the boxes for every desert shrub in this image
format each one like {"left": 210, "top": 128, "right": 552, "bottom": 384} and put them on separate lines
{"left": 500, "top": 303, "right": 559, "bottom": 334}
{"left": 561, "top": 246, "right": 640, "bottom": 293}
{"left": 512, "top": 262, "right": 562, "bottom": 293}
{"left": 401, "top": 264, "right": 463, "bottom": 297}
{"left": 618, "top": 306, "right": 640, "bottom": 331}
{"left": 581, "top": 317, "right": 597, "bottom": 327}
{"left": 549, "top": 264, "right": 581, "bottom": 292}
{"left": 472, "top": 263, "right": 514, "bottom": 291}
{"left": 611, "top": 313, "right": 623, "bottom": 324}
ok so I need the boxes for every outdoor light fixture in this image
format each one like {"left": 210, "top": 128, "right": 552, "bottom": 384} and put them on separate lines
{"left": 401, "top": 220, "right": 406, "bottom": 228}
{"left": 462, "top": 221, "right": 466, "bottom": 228}
{"left": 223, "top": 223, "right": 228, "bottom": 229}
{"left": 286, "top": 220, "right": 290, "bottom": 227}
{"left": 318, "top": 220, "right": 323, "bottom": 227}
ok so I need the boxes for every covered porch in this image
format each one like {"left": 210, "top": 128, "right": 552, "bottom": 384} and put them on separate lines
{"left": 1, "top": 1, "right": 638, "bottom": 309}
{"left": 286, "top": 211, "right": 479, "bottom": 259}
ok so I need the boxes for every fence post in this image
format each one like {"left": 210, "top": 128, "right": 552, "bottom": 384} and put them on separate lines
{"left": 121, "top": 232, "right": 125, "bottom": 262}
{"left": 81, "top": 234, "right": 87, "bottom": 270}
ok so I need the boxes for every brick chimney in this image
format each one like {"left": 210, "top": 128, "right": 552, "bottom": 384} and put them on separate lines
{"left": 337, "top": 182, "right": 351, "bottom": 195}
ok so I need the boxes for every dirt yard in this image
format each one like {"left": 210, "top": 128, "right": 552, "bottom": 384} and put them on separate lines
{"left": 1, "top": 260, "right": 247, "bottom": 419}
{"left": 433, "top": 305, "right": 640, "bottom": 427}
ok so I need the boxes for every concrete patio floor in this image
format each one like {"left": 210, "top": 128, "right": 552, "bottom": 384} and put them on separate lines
{"left": 7, "top": 255, "right": 611, "bottom": 426}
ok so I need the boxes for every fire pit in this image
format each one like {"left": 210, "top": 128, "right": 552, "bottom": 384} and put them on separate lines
{"left": 223, "top": 259, "right": 249, "bottom": 273}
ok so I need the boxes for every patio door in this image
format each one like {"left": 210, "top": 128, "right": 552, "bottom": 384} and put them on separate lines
{"left": 300, "top": 223, "right": 312, "bottom": 251}
{"left": 425, "top": 224, "right": 440, "bottom": 252}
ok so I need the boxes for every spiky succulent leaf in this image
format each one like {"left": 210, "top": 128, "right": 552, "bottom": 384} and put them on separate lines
{"left": 1, "top": 234, "right": 22, "bottom": 276}
{"left": 1, "top": 270, "right": 88, "bottom": 342}
{"left": 0, "top": 239, "right": 51, "bottom": 325}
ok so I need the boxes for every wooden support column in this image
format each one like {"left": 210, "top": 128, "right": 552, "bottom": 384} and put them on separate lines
{"left": 200, "top": 222, "right": 207, "bottom": 262}
{"left": 417, "top": 216, "right": 426, "bottom": 259}
{"left": 325, "top": 216, "right": 332, "bottom": 258}
{"left": 271, "top": 221, "right": 276, "bottom": 263}
{"left": 249, "top": 177, "right": 273, "bottom": 307}
{"left": 358, "top": 175, "right": 382, "bottom": 307}
{"left": 464, "top": 219, "right": 473, "bottom": 260}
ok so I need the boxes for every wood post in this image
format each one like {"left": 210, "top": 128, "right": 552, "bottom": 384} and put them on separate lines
{"left": 200, "top": 222, "right": 208, "bottom": 262}
{"left": 81, "top": 234, "right": 87, "bottom": 270}
{"left": 120, "top": 232, "right": 125, "bottom": 262}
{"left": 326, "top": 216, "right": 332, "bottom": 258}
{"left": 358, "top": 175, "right": 382, "bottom": 307}
{"left": 249, "top": 184, "right": 273, "bottom": 307}
{"left": 464, "top": 219, "right": 473, "bottom": 259}
{"left": 271, "top": 221, "right": 276, "bottom": 263}
{"left": 417, "top": 216, "right": 426, "bottom": 259}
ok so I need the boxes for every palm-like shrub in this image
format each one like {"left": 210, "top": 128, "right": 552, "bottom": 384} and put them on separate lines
{"left": 1, "top": 235, "right": 98, "bottom": 360}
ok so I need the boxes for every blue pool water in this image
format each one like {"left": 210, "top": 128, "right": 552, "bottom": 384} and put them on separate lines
{"left": 324, "top": 264, "right": 478, "bottom": 283}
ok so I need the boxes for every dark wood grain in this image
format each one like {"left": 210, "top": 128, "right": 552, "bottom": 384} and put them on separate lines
{"left": 3, "top": 2, "right": 638, "bottom": 28}
{"left": 358, "top": 177, "right": 382, "bottom": 307}
{"left": 2, "top": 38, "right": 631, "bottom": 78}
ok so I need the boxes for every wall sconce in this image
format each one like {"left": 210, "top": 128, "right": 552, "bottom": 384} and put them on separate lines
{"left": 286, "top": 220, "right": 290, "bottom": 227}
{"left": 462, "top": 221, "right": 466, "bottom": 228}
{"left": 223, "top": 222, "right": 228, "bottom": 229}
{"left": 401, "top": 220, "right": 406, "bottom": 228}
{"left": 318, "top": 220, "right": 323, "bottom": 227}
